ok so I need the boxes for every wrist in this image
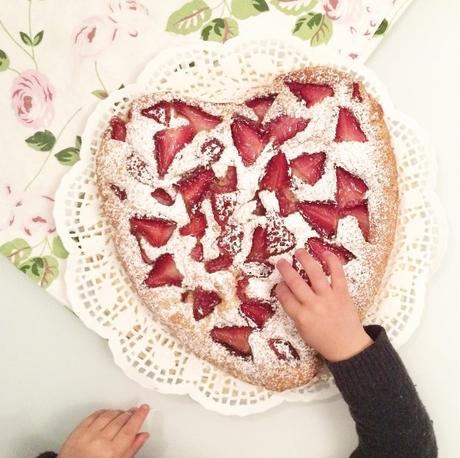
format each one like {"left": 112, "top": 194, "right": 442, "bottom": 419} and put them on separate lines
{"left": 323, "top": 329, "right": 373, "bottom": 362}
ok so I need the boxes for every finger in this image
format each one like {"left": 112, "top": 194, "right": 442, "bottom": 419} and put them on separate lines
{"left": 123, "top": 432, "right": 150, "bottom": 458}
{"left": 325, "top": 252, "right": 348, "bottom": 293}
{"left": 276, "top": 258, "right": 315, "bottom": 303}
{"left": 102, "top": 408, "right": 137, "bottom": 440}
{"left": 90, "top": 410, "right": 123, "bottom": 432}
{"left": 275, "top": 282, "right": 302, "bottom": 320}
{"left": 114, "top": 404, "right": 150, "bottom": 449}
{"left": 73, "top": 409, "right": 107, "bottom": 432}
{"left": 295, "top": 249, "right": 330, "bottom": 294}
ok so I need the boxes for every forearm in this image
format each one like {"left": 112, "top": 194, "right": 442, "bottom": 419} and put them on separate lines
{"left": 328, "top": 325, "right": 437, "bottom": 458}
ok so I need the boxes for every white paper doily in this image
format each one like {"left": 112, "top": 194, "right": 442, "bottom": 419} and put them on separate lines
{"left": 54, "top": 38, "right": 446, "bottom": 416}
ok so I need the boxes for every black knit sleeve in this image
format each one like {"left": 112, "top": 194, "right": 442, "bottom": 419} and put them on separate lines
{"left": 35, "top": 453, "right": 57, "bottom": 458}
{"left": 328, "top": 325, "right": 437, "bottom": 458}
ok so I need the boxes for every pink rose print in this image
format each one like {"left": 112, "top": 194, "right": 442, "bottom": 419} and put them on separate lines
{"left": 10, "top": 70, "right": 56, "bottom": 129}
{"left": 108, "top": 0, "right": 149, "bottom": 37}
{"left": 13, "top": 193, "right": 56, "bottom": 237}
{"left": 72, "top": 15, "right": 117, "bottom": 58}
{"left": 322, "top": 0, "right": 366, "bottom": 25}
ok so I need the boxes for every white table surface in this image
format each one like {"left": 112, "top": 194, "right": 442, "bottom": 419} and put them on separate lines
{"left": 1, "top": 1, "right": 460, "bottom": 457}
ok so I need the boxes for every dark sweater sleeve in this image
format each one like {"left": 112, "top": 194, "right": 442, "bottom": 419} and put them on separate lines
{"left": 328, "top": 325, "right": 437, "bottom": 458}
{"left": 35, "top": 453, "right": 57, "bottom": 458}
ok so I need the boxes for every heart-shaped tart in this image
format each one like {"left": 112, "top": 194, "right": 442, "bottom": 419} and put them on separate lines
{"left": 96, "top": 67, "right": 398, "bottom": 391}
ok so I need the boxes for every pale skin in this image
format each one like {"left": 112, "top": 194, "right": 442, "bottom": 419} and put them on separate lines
{"left": 57, "top": 249, "right": 370, "bottom": 456}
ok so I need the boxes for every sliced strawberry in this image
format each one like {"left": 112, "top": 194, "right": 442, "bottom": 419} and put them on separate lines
{"left": 179, "top": 211, "right": 207, "bottom": 238}
{"left": 286, "top": 81, "right": 334, "bottom": 108}
{"left": 110, "top": 116, "right": 126, "bottom": 141}
{"left": 145, "top": 253, "right": 183, "bottom": 288}
{"left": 193, "top": 288, "right": 221, "bottom": 321}
{"left": 266, "top": 116, "right": 309, "bottom": 146}
{"left": 292, "top": 255, "right": 310, "bottom": 283}
{"left": 335, "top": 167, "right": 368, "bottom": 209}
{"left": 246, "top": 226, "right": 268, "bottom": 262}
{"left": 130, "top": 217, "right": 176, "bottom": 247}
{"left": 240, "top": 299, "right": 274, "bottom": 329}
{"left": 151, "top": 188, "right": 174, "bottom": 206}
{"left": 201, "top": 137, "right": 225, "bottom": 163}
{"left": 236, "top": 274, "right": 249, "bottom": 301}
{"left": 204, "top": 253, "right": 233, "bottom": 273}
{"left": 245, "top": 94, "right": 276, "bottom": 121}
{"left": 252, "top": 191, "right": 266, "bottom": 216}
{"left": 307, "top": 237, "right": 354, "bottom": 275}
{"left": 177, "top": 167, "right": 215, "bottom": 213}
{"left": 217, "top": 223, "right": 244, "bottom": 256}
{"left": 210, "top": 326, "right": 253, "bottom": 357}
{"left": 268, "top": 339, "right": 300, "bottom": 361}
{"left": 231, "top": 116, "right": 267, "bottom": 166}
{"left": 154, "top": 125, "right": 196, "bottom": 177}
{"left": 290, "top": 152, "right": 326, "bottom": 185}
{"left": 266, "top": 219, "right": 296, "bottom": 256}
{"left": 173, "top": 101, "right": 222, "bottom": 133}
{"left": 335, "top": 108, "right": 367, "bottom": 142}
{"left": 126, "top": 153, "right": 155, "bottom": 186}
{"left": 211, "top": 166, "right": 237, "bottom": 193}
{"left": 110, "top": 183, "right": 127, "bottom": 201}
{"left": 190, "top": 241, "right": 203, "bottom": 261}
{"left": 341, "top": 203, "right": 370, "bottom": 241}
{"left": 260, "top": 151, "right": 290, "bottom": 191}
{"left": 241, "top": 261, "right": 274, "bottom": 278}
{"left": 298, "top": 202, "right": 338, "bottom": 238}
{"left": 138, "top": 244, "right": 154, "bottom": 265}
{"left": 276, "top": 187, "right": 298, "bottom": 217}
{"left": 211, "top": 192, "right": 237, "bottom": 226}
{"left": 141, "top": 102, "right": 171, "bottom": 125}
{"left": 352, "top": 82, "right": 363, "bottom": 102}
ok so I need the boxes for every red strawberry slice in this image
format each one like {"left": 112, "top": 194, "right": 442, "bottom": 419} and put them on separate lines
{"left": 217, "top": 223, "right": 243, "bottom": 256}
{"left": 260, "top": 151, "right": 290, "bottom": 191}
{"left": 298, "top": 202, "right": 338, "bottom": 238}
{"left": 247, "top": 226, "right": 268, "bottom": 262}
{"left": 110, "top": 116, "right": 126, "bottom": 141}
{"left": 266, "top": 219, "right": 296, "bottom": 256}
{"left": 231, "top": 116, "right": 267, "bottom": 166}
{"left": 245, "top": 94, "right": 276, "bottom": 121}
{"left": 138, "top": 244, "right": 154, "bottom": 265}
{"left": 241, "top": 261, "right": 274, "bottom": 278}
{"left": 193, "top": 288, "right": 221, "bottom": 321}
{"left": 151, "top": 188, "right": 175, "bottom": 206}
{"left": 286, "top": 81, "right": 334, "bottom": 108}
{"left": 205, "top": 253, "right": 233, "bottom": 273}
{"left": 201, "top": 138, "right": 225, "bottom": 163}
{"left": 211, "top": 192, "right": 237, "bottom": 226}
{"left": 173, "top": 101, "right": 222, "bottom": 133}
{"left": 130, "top": 217, "right": 176, "bottom": 247}
{"left": 154, "top": 125, "right": 196, "bottom": 177}
{"left": 190, "top": 241, "right": 203, "bottom": 261}
{"left": 292, "top": 255, "right": 310, "bottom": 283}
{"left": 268, "top": 339, "right": 300, "bottom": 361}
{"left": 178, "top": 167, "right": 215, "bottom": 213}
{"left": 145, "top": 253, "right": 183, "bottom": 288}
{"left": 266, "top": 116, "right": 309, "bottom": 146}
{"left": 141, "top": 102, "right": 171, "bottom": 125}
{"left": 211, "top": 326, "right": 253, "bottom": 357}
{"left": 335, "top": 167, "right": 368, "bottom": 209}
{"left": 110, "top": 183, "right": 127, "bottom": 201}
{"left": 252, "top": 191, "right": 266, "bottom": 216}
{"left": 179, "top": 211, "right": 207, "bottom": 238}
{"left": 307, "top": 237, "right": 354, "bottom": 275}
{"left": 211, "top": 166, "right": 237, "bottom": 193}
{"left": 352, "top": 82, "right": 363, "bottom": 102}
{"left": 341, "top": 203, "right": 370, "bottom": 241}
{"left": 276, "top": 187, "right": 298, "bottom": 217}
{"left": 335, "top": 108, "right": 367, "bottom": 142}
{"left": 290, "top": 152, "right": 326, "bottom": 185}
{"left": 126, "top": 153, "right": 155, "bottom": 186}
{"left": 236, "top": 275, "right": 249, "bottom": 301}
{"left": 240, "top": 300, "right": 274, "bottom": 328}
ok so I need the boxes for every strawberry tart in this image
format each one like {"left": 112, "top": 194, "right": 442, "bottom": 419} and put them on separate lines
{"left": 96, "top": 67, "right": 398, "bottom": 391}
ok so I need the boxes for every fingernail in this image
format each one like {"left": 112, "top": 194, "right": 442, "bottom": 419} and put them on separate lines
{"left": 139, "top": 403, "right": 150, "bottom": 411}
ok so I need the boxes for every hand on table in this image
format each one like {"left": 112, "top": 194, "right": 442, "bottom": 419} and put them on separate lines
{"left": 58, "top": 405, "right": 150, "bottom": 458}
{"left": 276, "top": 249, "right": 373, "bottom": 362}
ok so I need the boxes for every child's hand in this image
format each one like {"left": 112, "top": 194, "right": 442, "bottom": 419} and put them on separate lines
{"left": 58, "top": 405, "right": 150, "bottom": 458}
{"left": 276, "top": 249, "right": 372, "bottom": 362}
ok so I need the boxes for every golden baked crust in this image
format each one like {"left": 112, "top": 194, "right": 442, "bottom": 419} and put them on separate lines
{"left": 96, "top": 66, "right": 398, "bottom": 392}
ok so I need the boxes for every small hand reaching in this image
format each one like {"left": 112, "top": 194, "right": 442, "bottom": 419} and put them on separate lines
{"left": 276, "top": 249, "right": 372, "bottom": 362}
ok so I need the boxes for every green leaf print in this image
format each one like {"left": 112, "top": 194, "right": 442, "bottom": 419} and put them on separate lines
{"left": 52, "top": 236, "right": 69, "bottom": 259}
{"left": 32, "top": 30, "right": 44, "bottom": 46}
{"left": 25, "top": 130, "right": 56, "bottom": 151}
{"left": 166, "top": 0, "right": 212, "bottom": 35}
{"left": 0, "top": 239, "right": 32, "bottom": 267}
{"left": 19, "top": 31, "right": 34, "bottom": 46}
{"left": 374, "top": 19, "right": 388, "bottom": 36}
{"left": 231, "top": 0, "right": 269, "bottom": 19}
{"left": 75, "top": 135, "right": 82, "bottom": 149}
{"left": 91, "top": 89, "right": 108, "bottom": 99}
{"left": 271, "top": 0, "right": 317, "bottom": 16}
{"left": 19, "top": 256, "right": 59, "bottom": 289}
{"left": 293, "top": 12, "right": 333, "bottom": 46}
{"left": 55, "top": 147, "right": 80, "bottom": 166}
{"left": 0, "top": 49, "right": 10, "bottom": 72}
{"left": 201, "top": 18, "right": 239, "bottom": 43}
